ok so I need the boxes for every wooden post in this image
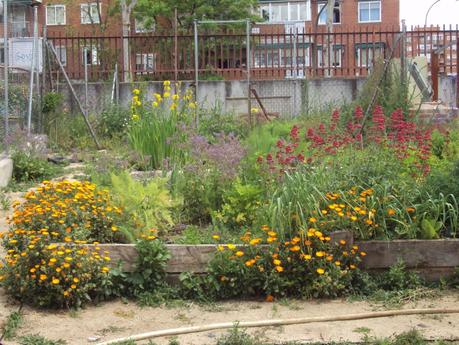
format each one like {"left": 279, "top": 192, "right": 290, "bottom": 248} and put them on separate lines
{"left": 431, "top": 51, "right": 439, "bottom": 101}
{"left": 456, "top": 38, "right": 459, "bottom": 108}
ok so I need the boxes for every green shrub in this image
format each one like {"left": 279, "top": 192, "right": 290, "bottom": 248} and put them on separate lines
{"left": 12, "top": 151, "right": 61, "bottom": 183}
{"left": 213, "top": 180, "right": 263, "bottom": 230}
{"left": 122, "top": 237, "right": 170, "bottom": 297}
{"left": 98, "top": 104, "right": 130, "bottom": 138}
{"left": 110, "top": 171, "right": 181, "bottom": 240}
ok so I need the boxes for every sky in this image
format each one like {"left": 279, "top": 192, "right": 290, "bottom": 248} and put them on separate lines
{"left": 400, "top": 0, "right": 459, "bottom": 27}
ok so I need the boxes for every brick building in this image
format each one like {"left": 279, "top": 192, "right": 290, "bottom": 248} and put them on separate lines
{"left": 2, "top": 0, "right": 408, "bottom": 80}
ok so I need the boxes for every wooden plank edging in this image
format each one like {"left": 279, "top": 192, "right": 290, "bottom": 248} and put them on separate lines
{"left": 89, "top": 238, "right": 459, "bottom": 277}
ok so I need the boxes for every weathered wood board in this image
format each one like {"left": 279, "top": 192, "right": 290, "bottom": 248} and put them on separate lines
{"left": 88, "top": 237, "right": 459, "bottom": 280}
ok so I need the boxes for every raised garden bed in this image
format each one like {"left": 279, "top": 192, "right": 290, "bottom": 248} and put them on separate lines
{"left": 94, "top": 236, "right": 459, "bottom": 280}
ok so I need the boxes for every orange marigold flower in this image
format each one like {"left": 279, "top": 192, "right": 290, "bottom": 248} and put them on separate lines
{"left": 275, "top": 266, "right": 284, "bottom": 272}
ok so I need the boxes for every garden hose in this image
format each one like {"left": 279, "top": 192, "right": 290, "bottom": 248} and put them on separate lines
{"left": 97, "top": 307, "right": 459, "bottom": 345}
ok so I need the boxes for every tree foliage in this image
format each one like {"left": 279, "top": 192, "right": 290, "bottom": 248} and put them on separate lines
{"left": 133, "top": 0, "right": 259, "bottom": 30}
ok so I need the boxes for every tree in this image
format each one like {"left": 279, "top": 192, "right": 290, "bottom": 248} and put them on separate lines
{"left": 133, "top": 0, "right": 259, "bottom": 31}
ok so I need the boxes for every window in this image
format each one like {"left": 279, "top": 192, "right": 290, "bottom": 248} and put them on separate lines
{"left": 81, "top": 3, "right": 101, "bottom": 24}
{"left": 254, "top": 50, "right": 280, "bottom": 67}
{"left": 46, "top": 5, "right": 66, "bottom": 26}
{"left": 358, "top": 1, "right": 381, "bottom": 23}
{"left": 135, "top": 18, "right": 155, "bottom": 33}
{"left": 259, "top": 1, "right": 311, "bottom": 22}
{"left": 55, "top": 46, "right": 67, "bottom": 66}
{"left": 318, "top": 2, "right": 341, "bottom": 25}
{"left": 356, "top": 43, "right": 384, "bottom": 67}
{"left": 135, "top": 53, "right": 156, "bottom": 72}
{"left": 317, "top": 45, "right": 343, "bottom": 67}
{"left": 82, "top": 46, "right": 99, "bottom": 65}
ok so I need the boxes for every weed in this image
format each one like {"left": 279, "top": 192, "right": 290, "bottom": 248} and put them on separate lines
{"left": 1, "top": 310, "right": 23, "bottom": 340}
{"left": 0, "top": 191, "right": 10, "bottom": 211}
{"left": 18, "top": 334, "right": 67, "bottom": 345}
{"left": 216, "top": 325, "right": 263, "bottom": 345}
{"left": 164, "top": 337, "right": 180, "bottom": 345}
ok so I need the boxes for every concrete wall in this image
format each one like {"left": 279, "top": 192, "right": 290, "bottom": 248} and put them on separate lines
{"left": 60, "top": 76, "right": 456, "bottom": 118}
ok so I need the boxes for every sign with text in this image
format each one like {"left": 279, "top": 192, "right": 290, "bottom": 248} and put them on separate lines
{"left": 8, "top": 38, "right": 43, "bottom": 73}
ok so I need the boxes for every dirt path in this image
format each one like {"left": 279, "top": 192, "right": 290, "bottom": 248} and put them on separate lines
{"left": 0, "top": 292, "right": 457, "bottom": 345}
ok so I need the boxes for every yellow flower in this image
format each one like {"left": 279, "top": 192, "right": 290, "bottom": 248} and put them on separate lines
{"left": 132, "top": 88, "right": 140, "bottom": 95}
{"left": 227, "top": 244, "right": 236, "bottom": 250}
{"left": 360, "top": 251, "right": 367, "bottom": 257}
{"left": 251, "top": 107, "right": 259, "bottom": 114}
{"left": 335, "top": 261, "right": 341, "bottom": 266}
{"left": 102, "top": 267, "right": 110, "bottom": 273}
{"left": 111, "top": 226, "right": 118, "bottom": 232}
{"left": 132, "top": 114, "right": 140, "bottom": 121}
{"left": 189, "top": 102, "right": 197, "bottom": 109}
{"left": 163, "top": 92, "right": 171, "bottom": 98}
{"left": 273, "top": 259, "right": 281, "bottom": 266}
{"left": 316, "top": 268, "right": 325, "bottom": 275}
{"left": 339, "top": 240, "right": 346, "bottom": 245}
{"left": 71, "top": 284, "right": 77, "bottom": 289}
{"left": 49, "top": 258, "right": 57, "bottom": 263}
{"left": 152, "top": 101, "right": 159, "bottom": 107}
{"left": 163, "top": 80, "right": 171, "bottom": 86}
{"left": 309, "top": 217, "right": 317, "bottom": 223}
{"left": 315, "top": 251, "right": 325, "bottom": 257}
{"left": 275, "top": 266, "right": 284, "bottom": 272}
{"left": 290, "top": 245, "right": 300, "bottom": 252}
{"left": 52, "top": 278, "right": 60, "bottom": 285}
{"left": 212, "top": 235, "right": 220, "bottom": 240}
{"left": 217, "top": 245, "right": 225, "bottom": 251}
{"left": 172, "top": 94, "right": 180, "bottom": 101}
{"left": 235, "top": 251, "right": 244, "bottom": 257}
{"left": 249, "top": 238, "right": 261, "bottom": 246}
{"left": 39, "top": 274, "right": 47, "bottom": 281}
{"left": 73, "top": 277, "right": 79, "bottom": 283}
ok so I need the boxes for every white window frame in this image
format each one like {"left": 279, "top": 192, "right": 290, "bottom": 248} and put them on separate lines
{"left": 82, "top": 46, "right": 99, "bottom": 65}
{"left": 259, "top": 1, "right": 311, "bottom": 23}
{"left": 135, "top": 53, "right": 156, "bottom": 72}
{"left": 46, "top": 5, "right": 66, "bottom": 26}
{"left": 356, "top": 45, "right": 384, "bottom": 67}
{"left": 317, "top": 2, "right": 341, "bottom": 25}
{"left": 358, "top": 1, "right": 381, "bottom": 23}
{"left": 55, "top": 45, "right": 67, "bottom": 66}
{"left": 317, "top": 45, "right": 343, "bottom": 68}
{"left": 80, "top": 3, "right": 101, "bottom": 25}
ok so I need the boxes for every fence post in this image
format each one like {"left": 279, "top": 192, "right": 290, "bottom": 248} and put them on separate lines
{"left": 193, "top": 19, "right": 199, "bottom": 128}
{"left": 401, "top": 20, "right": 407, "bottom": 87}
{"left": 246, "top": 19, "right": 252, "bottom": 127}
{"left": 3, "top": 0, "right": 9, "bottom": 147}
{"left": 456, "top": 37, "right": 459, "bottom": 108}
{"left": 431, "top": 51, "right": 439, "bottom": 101}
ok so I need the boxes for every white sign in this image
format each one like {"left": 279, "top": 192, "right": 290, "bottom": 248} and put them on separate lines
{"left": 8, "top": 38, "right": 43, "bottom": 73}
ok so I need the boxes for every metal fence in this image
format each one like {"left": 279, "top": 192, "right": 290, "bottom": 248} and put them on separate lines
{"left": 45, "top": 25, "right": 459, "bottom": 83}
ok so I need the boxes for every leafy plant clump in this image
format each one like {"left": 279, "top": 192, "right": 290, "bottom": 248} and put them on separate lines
{"left": 110, "top": 171, "right": 181, "bottom": 240}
